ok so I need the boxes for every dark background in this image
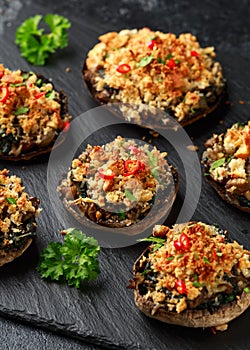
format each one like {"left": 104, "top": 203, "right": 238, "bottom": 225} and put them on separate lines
{"left": 0, "top": 0, "right": 249, "bottom": 349}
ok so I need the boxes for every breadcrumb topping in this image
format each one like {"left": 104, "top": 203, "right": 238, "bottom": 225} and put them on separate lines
{"left": 85, "top": 28, "right": 225, "bottom": 123}
{"left": 136, "top": 222, "right": 250, "bottom": 313}
{"left": 202, "top": 121, "right": 250, "bottom": 206}
{"left": 59, "top": 136, "right": 175, "bottom": 226}
{"left": 0, "top": 64, "right": 69, "bottom": 157}
{"left": 0, "top": 169, "right": 40, "bottom": 249}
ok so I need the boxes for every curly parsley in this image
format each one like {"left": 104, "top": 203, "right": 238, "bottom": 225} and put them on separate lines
{"left": 38, "top": 228, "right": 100, "bottom": 288}
{"left": 15, "top": 14, "right": 71, "bottom": 66}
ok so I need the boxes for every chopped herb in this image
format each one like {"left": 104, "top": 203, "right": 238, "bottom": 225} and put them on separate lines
{"left": 225, "top": 294, "right": 234, "bottom": 303}
{"left": 209, "top": 158, "right": 226, "bottom": 171}
{"left": 149, "top": 35, "right": 156, "bottom": 40}
{"left": 190, "top": 107, "right": 195, "bottom": 114}
{"left": 14, "top": 106, "right": 30, "bottom": 116}
{"left": 125, "top": 189, "right": 137, "bottom": 201}
{"left": 167, "top": 256, "right": 174, "bottom": 261}
{"left": 157, "top": 79, "right": 163, "bottom": 82}
{"left": 146, "top": 150, "right": 158, "bottom": 167}
{"left": 117, "top": 209, "right": 125, "bottom": 220}
{"left": 138, "top": 236, "right": 165, "bottom": 251}
{"left": 45, "top": 90, "right": 56, "bottom": 100}
{"left": 22, "top": 72, "right": 32, "bottom": 80}
{"left": 203, "top": 257, "right": 210, "bottom": 264}
{"left": 138, "top": 236, "right": 165, "bottom": 244}
{"left": 10, "top": 83, "right": 26, "bottom": 87}
{"left": 204, "top": 173, "right": 210, "bottom": 176}
{"left": 244, "top": 287, "right": 250, "bottom": 293}
{"left": 36, "top": 78, "right": 42, "bottom": 86}
{"left": 193, "top": 281, "right": 203, "bottom": 287}
{"left": 5, "top": 197, "right": 17, "bottom": 205}
{"left": 175, "top": 59, "right": 180, "bottom": 64}
{"left": 136, "top": 55, "right": 154, "bottom": 68}
{"left": 193, "top": 273, "right": 198, "bottom": 280}
{"left": 157, "top": 57, "right": 166, "bottom": 65}
{"left": 166, "top": 53, "right": 172, "bottom": 60}
{"left": 216, "top": 251, "right": 223, "bottom": 257}
{"left": 177, "top": 254, "right": 184, "bottom": 260}
{"left": 237, "top": 122, "right": 245, "bottom": 128}
{"left": 193, "top": 252, "right": 199, "bottom": 259}
{"left": 141, "top": 269, "right": 151, "bottom": 275}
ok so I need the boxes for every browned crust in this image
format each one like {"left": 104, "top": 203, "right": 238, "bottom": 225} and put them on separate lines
{"left": 82, "top": 63, "right": 224, "bottom": 128}
{"left": 0, "top": 73, "right": 70, "bottom": 161}
{"left": 0, "top": 238, "right": 32, "bottom": 267}
{"left": 133, "top": 226, "right": 250, "bottom": 328}
{"left": 134, "top": 287, "right": 250, "bottom": 328}
{"left": 204, "top": 172, "right": 250, "bottom": 214}
{"left": 59, "top": 165, "right": 179, "bottom": 232}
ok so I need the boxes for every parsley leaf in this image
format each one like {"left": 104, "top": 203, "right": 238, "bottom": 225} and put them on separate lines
{"left": 125, "top": 189, "right": 137, "bottom": 201}
{"left": 209, "top": 158, "right": 225, "bottom": 171}
{"left": 5, "top": 197, "right": 16, "bottom": 205}
{"left": 38, "top": 229, "right": 100, "bottom": 288}
{"left": 14, "top": 106, "right": 30, "bottom": 116}
{"left": 15, "top": 14, "right": 71, "bottom": 66}
{"left": 136, "top": 55, "right": 154, "bottom": 67}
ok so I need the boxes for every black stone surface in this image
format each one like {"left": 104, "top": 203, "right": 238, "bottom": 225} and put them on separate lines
{"left": 0, "top": 0, "right": 249, "bottom": 349}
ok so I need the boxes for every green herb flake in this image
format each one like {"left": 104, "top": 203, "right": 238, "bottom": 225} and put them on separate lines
{"left": 244, "top": 287, "right": 250, "bottom": 293}
{"left": 136, "top": 55, "right": 154, "bottom": 68}
{"left": 167, "top": 256, "right": 174, "bottom": 261}
{"left": 203, "top": 257, "right": 210, "bottom": 264}
{"left": 190, "top": 107, "right": 195, "bottom": 114}
{"left": 36, "top": 78, "right": 42, "bottom": 86}
{"left": 125, "top": 189, "right": 137, "bottom": 202}
{"left": 149, "top": 35, "right": 156, "bottom": 40}
{"left": 216, "top": 251, "right": 223, "bottom": 257}
{"left": 177, "top": 254, "right": 184, "bottom": 260}
{"left": 225, "top": 294, "right": 235, "bottom": 303}
{"left": 209, "top": 158, "right": 226, "bottom": 171}
{"left": 175, "top": 59, "right": 180, "bottom": 64}
{"left": 10, "top": 83, "right": 26, "bottom": 87}
{"left": 193, "top": 281, "right": 203, "bottom": 288}
{"left": 14, "top": 106, "right": 30, "bottom": 116}
{"left": 45, "top": 90, "right": 56, "bottom": 100}
{"left": 116, "top": 209, "right": 126, "bottom": 220}
{"left": 5, "top": 197, "right": 17, "bottom": 205}
{"left": 193, "top": 252, "right": 199, "bottom": 259}
{"left": 157, "top": 57, "right": 166, "bottom": 65}
{"left": 38, "top": 228, "right": 100, "bottom": 289}
{"left": 15, "top": 14, "right": 71, "bottom": 66}
{"left": 166, "top": 53, "right": 172, "bottom": 60}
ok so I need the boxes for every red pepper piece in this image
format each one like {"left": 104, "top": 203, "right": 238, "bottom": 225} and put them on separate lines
{"left": 179, "top": 233, "right": 190, "bottom": 250}
{"left": 0, "top": 86, "right": 10, "bottom": 103}
{"left": 147, "top": 40, "right": 157, "bottom": 50}
{"left": 0, "top": 71, "right": 4, "bottom": 79}
{"left": 123, "top": 159, "right": 141, "bottom": 176}
{"left": 139, "top": 161, "right": 145, "bottom": 170}
{"left": 173, "top": 239, "right": 183, "bottom": 251}
{"left": 34, "top": 92, "right": 46, "bottom": 99}
{"left": 98, "top": 169, "right": 115, "bottom": 180}
{"left": 167, "top": 58, "right": 177, "bottom": 69}
{"left": 116, "top": 63, "right": 131, "bottom": 74}
{"left": 191, "top": 50, "right": 199, "bottom": 57}
{"left": 212, "top": 250, "right": 217, "bottom": 260}
{"left": 175, "top": 280, "right": 187, "bottom": 294}
{"left": 63, "top": 121, "right": 70, "bottom": 132}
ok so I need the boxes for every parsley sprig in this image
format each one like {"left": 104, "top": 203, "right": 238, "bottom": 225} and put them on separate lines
{"left": 38, "top": 228, "right": 100, "bottom": 288}
{"left": 15, "top": 14, "right": 71, "bottom": 66}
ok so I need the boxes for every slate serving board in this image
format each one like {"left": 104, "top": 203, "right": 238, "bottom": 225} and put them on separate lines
{"left": 0, "top": 0, "right": 250, "bottom": 349}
